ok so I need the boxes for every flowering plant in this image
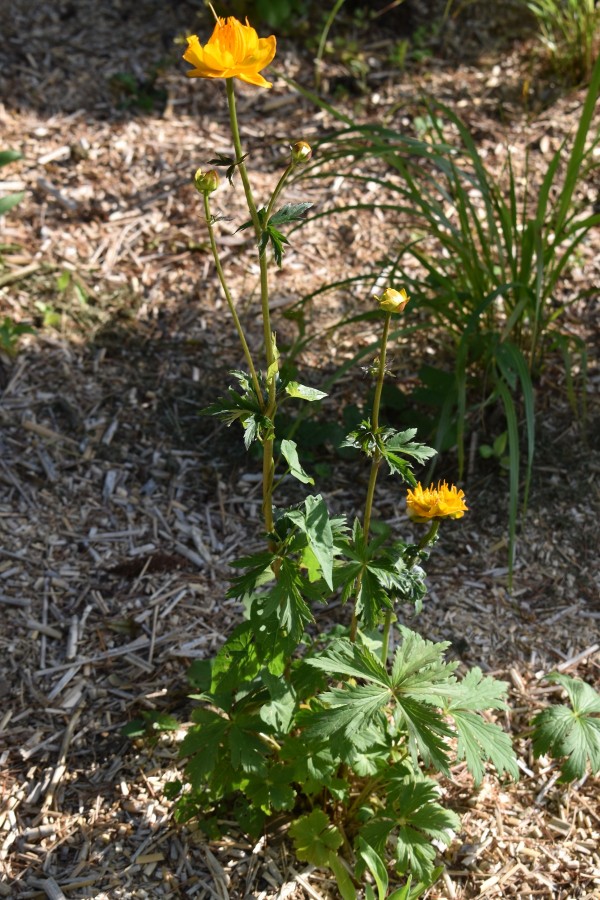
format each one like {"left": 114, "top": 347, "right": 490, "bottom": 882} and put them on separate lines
{"left": 165, "top": 13, "right": 518, "bottom": 895}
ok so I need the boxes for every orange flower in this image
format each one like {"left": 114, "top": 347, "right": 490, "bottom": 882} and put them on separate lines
{"left": 183, "top": 17, "right": 276, "bottom": 89}
{"left": 406, "top": 481, "right": 468, "bottom": 522}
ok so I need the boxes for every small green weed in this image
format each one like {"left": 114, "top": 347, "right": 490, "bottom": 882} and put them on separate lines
{"left": 0, "top": 317, "right": 35, "bottom": 357}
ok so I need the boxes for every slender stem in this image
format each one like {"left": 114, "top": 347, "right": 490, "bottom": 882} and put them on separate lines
{"left": 371, "top": 313, "right": 391, "bottom": 434}
{"left": 226, "top": 77, "right": 276, "bottom": 535}
{"left": 203, "top": 194, "right": 263, "bottom": 407}
{"left": 380, "top": 518, "right": 440, "bottom": 664}
{"left": 264, "top": 162, "right": 294, "bottom": 224}
{"left": 226, "top": 79, "right": 261, "bottom": 234}
{"left": 349, "top": 312, "right": 392, "bottom": 643}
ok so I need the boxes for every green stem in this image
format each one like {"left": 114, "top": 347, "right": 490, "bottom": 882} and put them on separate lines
{"left": 264, "top": 163, "right": 294, "bottom": 224}
{"left": 203, "top": 193, "right": 263, "bottom": 407}
{"left": 380, "top": 519, "right": 440, "bottom": 664}
{"left": 350, "top": 312, "right": 392, "bottom": 643}
{"left": 226, "top": 78, "right": 261, "bottom": 234}
{"left": 226, "top": 77, "right": 276, "bottom": 535}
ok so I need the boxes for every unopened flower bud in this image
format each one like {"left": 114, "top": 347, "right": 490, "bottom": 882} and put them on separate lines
{"left": 194, "top": 168, "right": 220, "bottom": 195}
{"left": 291, "top": 141, "right": 312, "bottom": 164}
{"left": 374, "top": 287, "right": 410, "bottom": 313}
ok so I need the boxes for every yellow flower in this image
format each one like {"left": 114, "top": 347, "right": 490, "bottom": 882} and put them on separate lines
{"left": 374, "top": 287, "right": 410, "bottom": 313}
{"left": 183, "top": 17, "right": 276, "bottom": 89}
{"left": 406, "top": 481, "right": 468, "bottom": 522}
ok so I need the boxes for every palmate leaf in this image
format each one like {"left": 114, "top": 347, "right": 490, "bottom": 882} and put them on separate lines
{"left": 392, "top": 628, "right": 457, "bottom": 698}
{"left": 289, "top": 810, "right": 343, "bottom": 866}
{"left": 302, "top": 683, "right": 392, "bottom": 752}
{"left": 450, "top": 711, "right": 518, "bottom": 784}
{"left": 532, "top": 673, "right": 600, "bottom": 781}
{"left": 305, "top": 639, "right": 391, "bottom": 688}
{"left": 445, "top": 667, "right": 517, "bottom": 783}
{"left": 269, "top": 202, "right": 313, "bottom": 226}
{"left": 381, "top": 428, "right": 437, "bottom": 483}
{"left": 360, "top": 764, "right": 460, "bottom": 882}
{"left": 259, "top": 670, "right": 297, "bottom": 734}
{"left": 395, "top": 697, "right": 452, "bottom": 774}
{"left": 228, "top": 713, "right": 271, "bottom": 775}
{"left": 251, "top": 557, "right": 314, "bottom": 647}
{"left": 245, "top": 763, "right": 297, "bottom": 814}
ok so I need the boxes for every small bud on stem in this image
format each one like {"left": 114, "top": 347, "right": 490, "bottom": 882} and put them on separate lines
{"left": 291, "top": 141, "right": 312, "bottom": 164}
{"left": 194, "top": 168, "right": 220, "bottom": 195}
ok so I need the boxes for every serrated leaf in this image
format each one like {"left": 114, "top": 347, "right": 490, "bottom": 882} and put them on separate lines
{"left": 546, "top": 672, "right": 600, "bottom": 715}
{"left": 284, "top": 380, "right": 328, "bottom": 402}
{"left": 302, "top": 683, "right": 391, "bottom": 749}
{"left": 391, "top": 628, "right": 457, "bottom": 699}
{"left": 395, "top": 826, "right": 437, "bottom": 883}
{"left": 306, "top": 639, "right": 391, "bottom": 688}
{"left": 447, "top": 666, "right": 509, "bottom": 711}
{"left": 296, "top": 495, "right": 334, "bottom": 590}
{"left": 228, "top": 715, "right": 269, "bottom": 774}
{"left": 289, "top": 810, "right": 342, "bottom": 866}
{"left": 532, "top": 687, "right": 600, "bottom": 782}
{"left": 280, "top": 438, "right": 314, "bottom": 484}
{"left": 180, "top": 710, "right": 229, "bottom": 787}
{"left": 251, "top": 558, "right": 314, "bottom": 647}
{"left": 245, "top": 764, "right": 296, "bottom": 813}
{"left": 450, "top": 710, "right": 518, "bottom": 783}
{"left": 269, "top": 201, "right": 313, "bottom": 225}
{"left": 395, "top": 697, "right": 452, "bottom": 774}
{"left": 259, "top": 671, "right": 297, "bottom": 734}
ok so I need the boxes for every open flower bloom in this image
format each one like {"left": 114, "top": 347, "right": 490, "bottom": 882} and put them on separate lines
{"left": 406, "top": 481, "right": 468, "bottom": 522}
{"left": 374, "top": 287, "right": 410, "bottom": 313}
{"left": 183, "top": 17, "right": 276, "bottom": 88}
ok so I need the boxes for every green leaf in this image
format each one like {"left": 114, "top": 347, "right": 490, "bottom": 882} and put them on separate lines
{"left": 0, "top": 150, "right": 22, "bottom": 167}
{"left": 306, "top": 639, "right": 391, "bottom": 689}
{"left": 302, "top": 683, "right": 391, "bottom": 751}
{"left": 280, "top": 438, "right": 314, "bottom": 485}
{"left": 289, "top": 810, "right": 343, "bottom": 866}
{"left": 357, "top": 837, "right": 388, "bottom": 900}
{"left": 445, "top": 668, "right": 518, "bottom": 783}
{"left": 259, "top": 671, "right": 297, "bottom": 734}
{"left": 269, "top": 202, "right": 313, "bottom": 225}
{"left": 245, "top": 764, "right": 296, "bottom": 813}
{"left": 383, "top": 429, "right": 437, "bottom": 465}
{"left": 284, "top": 380, "right": 328, "bottom": 402}
{"left": 394, "top": 697, "right": 452, "bottom": 774}
{"left": 180, "top": 710, "right": 229, "bottom": 787}
{"left": 391, "top": 628, "right": 456, "bottom": 698}
{"left": 532, "top": 673, "right": 600, "bottom": 781}
{"left": 450, "top": 710, "right": 518, "bottom": 784}
{"left": 328, "top": 851, "right": 357, "bottom": 900}
{"left": 0, "top": 192, "right": 25, "bottom": 216}
{"left": 448, "top": 666, "right": 509, "bottom": 711}
{"left": 296, "top": 495, "right": 335, "bottom": 590}
{"left": 228, "top": 714, "right": 270, "bottom": 774}
{"left": 251, "top": 558, "right": 314, "bottom": 649}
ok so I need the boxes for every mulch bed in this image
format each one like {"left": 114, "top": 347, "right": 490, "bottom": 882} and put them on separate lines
{"left": 1, "top": 1, "right": 599, "bottom": 897}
